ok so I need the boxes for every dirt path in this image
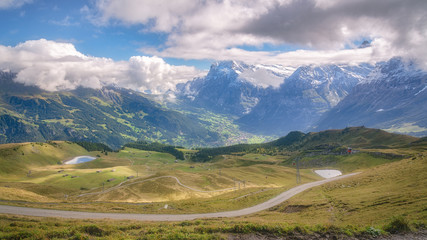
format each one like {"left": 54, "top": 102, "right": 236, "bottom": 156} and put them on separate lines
{"left": 76, "top": 175, "right": 236, "bottom": 198}
{"left": 0, "top": 173, "right": 359, "bottom": 221}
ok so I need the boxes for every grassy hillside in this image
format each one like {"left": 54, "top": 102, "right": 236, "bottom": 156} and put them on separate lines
{"left": 0, "top": 154, "right": 425, "bottom": 239}
{"left": 0, "top": 128, "right": 421, "bottom": 206}
{"left": 0, "top": 142, "right": 322, "bottom": 211}
{"left": 192, "top": 126, "right": 417, "bottom": 162}
{"left": 0, "top": 130, "right": 425, "bottom": 239}
{"left": 0, "top": 141, "right": 89, "bottom": 178}
{"left": 294, "top": 127, "right": 417, "bottom": 149}
{"left": 249, "top": 151, "right": 427, "bottom": 227}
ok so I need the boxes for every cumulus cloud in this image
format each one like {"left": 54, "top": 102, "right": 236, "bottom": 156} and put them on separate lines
{"left": 90, "top": 0, "right": 427, "bottom": 68}
{"left": 93, "top": 0, "right": 201, "bottom": 32}
{"left": 0, "top": 0, "right": 32, "bottom": 9}
{"left": 242, "top": 0, "right": 427, "bottom": 66}
{"left": 92, "top": 0, "right": 278, "bottom": 50}
{"left": 0, "top": 39, "right": 201, "bottom": 93}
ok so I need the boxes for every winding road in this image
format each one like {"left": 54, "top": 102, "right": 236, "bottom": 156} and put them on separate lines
{"left": 0, "top": 173, "right": 359, "bottom": 221}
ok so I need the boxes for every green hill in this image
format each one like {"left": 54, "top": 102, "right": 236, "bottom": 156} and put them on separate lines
{"left": 192, "top": 127, "right": 418, "bottom": 162}
{"left": 0, "top": 141, "right": 89, "bottom": 177}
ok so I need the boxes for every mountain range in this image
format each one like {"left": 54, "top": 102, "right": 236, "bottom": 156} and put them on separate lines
{"left": 178, "top": 57, "right": 426, "bottom": 137}
{"left": 315, "top": 58, "right": 427, "bottom": 135}
{"left": 0, "top": 57, "right": 425, "bottom": 148}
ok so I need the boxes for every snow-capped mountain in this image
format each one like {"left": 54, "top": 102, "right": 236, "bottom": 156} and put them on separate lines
{"left": 176, "top": 61, "right": 294, "bottom": 115}
{"left": 237, "top": 63, "right": 374, "bottom": 135}
{"left": 314, "top": 57, "right": 427, "bottom": 136}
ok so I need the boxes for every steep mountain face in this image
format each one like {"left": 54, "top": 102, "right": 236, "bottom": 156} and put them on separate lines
{"left": 315, "top": 57, "right": 427, "bottom": 136}
{"left": 176, "top": 61, "right": 294, "bottom": 116}
{"left": 237, "top": 63, "right": 374, "bottom": 135}
{"left": 0, "top": 72, "right": 219, "bottom": 148}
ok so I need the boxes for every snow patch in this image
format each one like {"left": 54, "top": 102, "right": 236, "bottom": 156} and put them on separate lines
{"left": 415, "top": 85, "right": 427, "bottom": 96}
{"left": 65, "top": 156, "right": 96, "bottom": 165}
{"left": 314, "top": 169, "right": 342, "bottom": 178}
{"left": 238, "top": 67, "right": 285, "bottom": 88}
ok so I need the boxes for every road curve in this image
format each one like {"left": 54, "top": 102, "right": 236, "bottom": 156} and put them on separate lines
{"left": 0, "top": 173, "right": 359, "bottom": 221}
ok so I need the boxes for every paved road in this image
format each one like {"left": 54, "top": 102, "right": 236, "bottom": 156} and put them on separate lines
{"left": 0, "top": 173, "right": 359, "bottom": 221}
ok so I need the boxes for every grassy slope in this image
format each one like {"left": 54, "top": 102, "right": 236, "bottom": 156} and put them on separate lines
{"left": 300, "top": 127, "right": 417, "bottom": 149}
{"left": 0, "top": 141, "right": 90, "bottom": 178}
{"left": 0, "top": 153, "right": 425, "bottom": 239}
{"left": 0, "top": 136, "right": 422, "bottom": 208}
{"left": 292, "top": 152, "right": 406, "bottom": 173}
{"left": 243, "top": 153, "right": 426, "bottom": 226}
{"left": 0, "top": 140, "right": 425, "bottom": 239}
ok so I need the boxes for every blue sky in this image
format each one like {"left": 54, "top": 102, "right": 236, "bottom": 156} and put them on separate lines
{"left": 0, "top": 0, "right": 426, "bottom": 93}
{"left": 0, "top": 0, "right": 183, "bottom": 65}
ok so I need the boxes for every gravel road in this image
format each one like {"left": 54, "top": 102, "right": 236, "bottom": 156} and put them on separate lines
{"left": 0, "top": 173, "right": 359, "bottom": 221}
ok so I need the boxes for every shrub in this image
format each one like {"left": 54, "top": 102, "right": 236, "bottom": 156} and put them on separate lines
{"left": 384, "top": 216, "right": 411, "bottom": 234}
{"left": 80, "top": 224, "right": 107, "bottom": 237}
{"left": 365, "top": 226, "right": 382, "bottom": 237}
{"left": 1, "top": 231, "right": 34, "bottom": 240}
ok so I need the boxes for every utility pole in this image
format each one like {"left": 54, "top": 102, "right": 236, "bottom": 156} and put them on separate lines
{"left": 296, "top": 157, "right": 301, "bottom": 184}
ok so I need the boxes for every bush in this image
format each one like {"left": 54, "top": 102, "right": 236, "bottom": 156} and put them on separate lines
{"left": 1, "top": 231, "right": 34, "bottom": 240}
{"left": 80, "top": 225, "right": 107, "bottom": 237}
{"left": 384, "top": 216, "right": 411, "bottom": 234}
{"left": 365, "top": 226, "right": 382, "bottom": 237}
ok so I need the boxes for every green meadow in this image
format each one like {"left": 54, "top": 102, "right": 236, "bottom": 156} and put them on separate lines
{"left": 0, "top": 129, "right": 425, "bottom": 239}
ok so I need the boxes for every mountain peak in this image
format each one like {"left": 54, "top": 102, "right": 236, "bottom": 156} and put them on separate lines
{"left": 287, "top": 64, "right": 373, "bottom": 88}
{"left": 210, "top": 60, "right": 248, "bottom": 76}
{"left": 363, "top": 57, "right": 423, "bottom": 84}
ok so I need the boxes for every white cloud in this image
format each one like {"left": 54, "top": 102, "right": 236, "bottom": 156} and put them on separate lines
{"left": 143, "top": 39, "right": 395, "bottom": 68}
{"left": 89, "top": 0, "right": 427, "bottom": 68}
{"left": 0, "top": 0, "right": 32, "bottom": 9}
{"left": 0, "top": 39, "right": 201, "bottom": 93}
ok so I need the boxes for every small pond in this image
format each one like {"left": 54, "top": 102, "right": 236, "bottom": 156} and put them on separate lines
{"left": 314, "top": 169, "right": 342, "bottom": 178}
{"left": 65, "top": 156, "right": 97, "bottom": 165}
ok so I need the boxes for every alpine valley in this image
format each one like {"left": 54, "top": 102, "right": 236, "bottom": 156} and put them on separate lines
{"left": 1, "top": 57, "right": 426, "bottom": 149}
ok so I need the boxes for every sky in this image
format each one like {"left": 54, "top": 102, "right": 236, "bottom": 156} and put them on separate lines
{"left": 0, "top": 0, "right": 426, "bottom": 93}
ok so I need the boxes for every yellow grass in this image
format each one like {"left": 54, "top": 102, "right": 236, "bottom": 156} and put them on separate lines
{"left": 0, "top": 187, "right": 57, "bottom": 202}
